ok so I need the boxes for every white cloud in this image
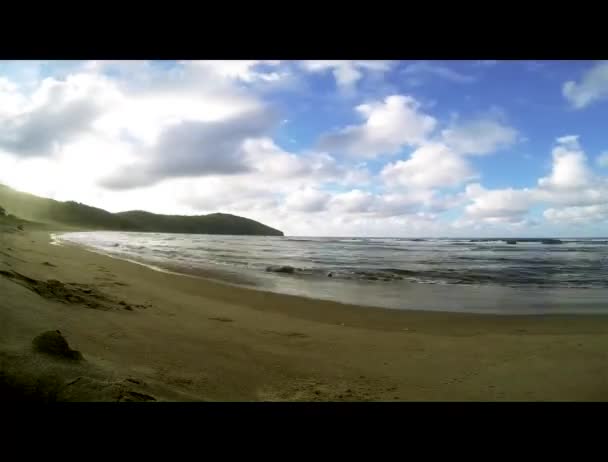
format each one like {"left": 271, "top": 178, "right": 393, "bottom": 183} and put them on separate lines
{"left": 99, "top": 108, "right": 277, "bottom": 190}
{"left": 563, "top": 61, "right": 608, "bottom": 109}
{"left": 0, "top": 77, "right": 27, "bottom": 118}
{"left": 537, "top": 135, "right": 593, "bottom": 190}
{"left": 328, "top": 189, "right": 376, "bottom": 213}
{"left": 402, "top": 61, "right": 477, "bottom": 84}
{"left": 187, "top": 60, "right": 286, "bottom": 83}
{"left": 318, "top": 95, "right": 437, "bottom": 157}
{"left": 284, "top": 188, "right": 331, "bottom": 212}
{"left": 0, "top": 73, "right": 122, "bottom": 157}
{"left": 544, "top": 204, "right": 608, "bottom": 224}
{"left": 381, "top": 142, "right": 476, "bottom": 190}
{"left": 300, "top": 60, "right": 393, "bottom": 91}
{"left": 459, "top": 136, "right": 608, "bottom": 226}
{"left": 464, "top": 183, "right": 535, "bottom": 223}
{"left": 441, "top": 115, "right": 518, "bottom": 155}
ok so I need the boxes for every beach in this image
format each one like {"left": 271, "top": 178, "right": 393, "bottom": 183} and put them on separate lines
{"left": 2, "top": 228, "right": 608, "bottom": 401}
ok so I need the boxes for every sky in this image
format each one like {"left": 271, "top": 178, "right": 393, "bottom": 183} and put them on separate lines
{"left": 0, "top": 59, "right": 607, "bottom": 237}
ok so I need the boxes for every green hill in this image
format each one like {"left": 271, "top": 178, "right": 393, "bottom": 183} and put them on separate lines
{"left": 0, "top": 184, "right": 284, "bottom": 236}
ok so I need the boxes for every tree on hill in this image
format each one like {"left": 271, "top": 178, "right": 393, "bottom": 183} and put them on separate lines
{"left": 0, "top": 205, "right": 6, "bottom": 216}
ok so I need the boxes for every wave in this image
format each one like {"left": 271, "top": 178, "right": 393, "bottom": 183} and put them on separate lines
{"left": 54, "top": 231, "right": 608, "bottom": 290}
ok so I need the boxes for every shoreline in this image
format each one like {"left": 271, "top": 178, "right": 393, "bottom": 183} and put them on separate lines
{"left": 52, "top": 230, "right": 608, "bottom": 317}
{"left": 3, "top": 229, "right": 608, "bottom": 401}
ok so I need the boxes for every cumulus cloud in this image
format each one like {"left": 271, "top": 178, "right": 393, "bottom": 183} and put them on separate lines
{"left": 460, "top": 136, "right": 608, "bottom": 226}
{"left": 381, "top": 142, "right": 477, "bottom": 190}
{"left": 537, "top": 135, "right": 593, "bottom": 190}
{"left": 441, "top": 115, "right": 518, "bottom": 155}
{"left": 0, "top": 74, "right": 120, "bottom": 157}
{"left": 563, "top": 61, "right": 608, "bottom": 109}
{"left": 318, "top": 95, "right": 437, "bottom": 157}
{"left": 99, "top": 107, "right": 278, "bottom": 190}
{"left": 464, "top": 183, "right": 535, "bottom": 223}
{"left": 243, "top": 138, "right": 341, "bottom": 181}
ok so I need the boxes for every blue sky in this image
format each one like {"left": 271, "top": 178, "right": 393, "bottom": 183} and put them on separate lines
{"left": 0, "top": 60, "right": 607, "bottom": 236}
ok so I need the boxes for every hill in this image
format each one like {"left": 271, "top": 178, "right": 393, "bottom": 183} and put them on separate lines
{"left": 116, "top": 210, "right": 284, "bottom": 235}
{"left": 0, "top": 184, "right": 284, "bottom": 236}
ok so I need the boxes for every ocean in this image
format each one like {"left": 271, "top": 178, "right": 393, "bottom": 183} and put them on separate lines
{"left": 52, "top": 232, "right": 608, "bottom": 315}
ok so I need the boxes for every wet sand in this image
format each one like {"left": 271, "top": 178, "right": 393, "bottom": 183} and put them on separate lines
{"left": 2, "top": 229, "right": 608, "bottom": 401}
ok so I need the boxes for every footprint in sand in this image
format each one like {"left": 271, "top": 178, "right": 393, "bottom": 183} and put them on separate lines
{"left": 263, "top": 330, "right": 309, "bottom": 339}
{"left": 209, "top": 317, "right": 234, "bottom": 323}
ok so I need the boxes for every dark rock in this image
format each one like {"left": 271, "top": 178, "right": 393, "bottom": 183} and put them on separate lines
{"left": 265, "top": 265, "right": 296, "bottom": 274}
{"left": 541, "top": 239, "right": 563, "bottom": 244}
{"left": 327, "top": 272, "right": 333, "bottom": 278}
{"left": 42, "top": 261, "right": 56, "bottom": 267}
{"left": 32, "top": 330, "right": 83, "bottom": 361}
{"left": 505, "top": 240, "right": 517, "bottom": 245}
{"left": 17, "top": 225, "right": 23, "bottom": 231}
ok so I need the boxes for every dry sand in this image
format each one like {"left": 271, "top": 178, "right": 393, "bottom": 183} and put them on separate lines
{"left": 2, "top": 229, "right": 608, "bottom": 401}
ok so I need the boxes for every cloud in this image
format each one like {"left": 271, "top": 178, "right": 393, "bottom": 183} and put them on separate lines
{"left": 464, "top": 183, "right": 535, "bottom": 223}
{"left": 537, "top": 135, "right": 593, "bottom": 190}
{"left": 381, "top": 142, "right": 476, "bottom": 190}
{"left": 186, "top": 60, "right": 286, "bottom": 84}
{"left": 563, "top": 61, "right": 608, "bottom": 109}
{"left": 318, "top": 95, "right": 437, "bottom": 157}
{"left": 284, "top": 188, "right": 331, "bottom": 212}
{"left": 544, "top": 204, "right": 608, "bottom": 224}
{"left": 0, "top": 74, "right": 120, "bottom": 157}
{"left": 402, "top": 61, "right": 477, "bottom": 84}
{"left": 441, "top": 115, "right": 518, "bottom": 155}
{"left": 460, "top": 136, "right": 608, "bottom": 226}
{"left": 99, "top": 108, "right": 277, "bottom": 190}
{"left": 243, "top": 138, "right": 341, "bottom": 181}
{"left": 533, "top": 136, "right": 608, "bottom": 209}
{"left": 300, "top": 60, "right": 393, "bottom": 91}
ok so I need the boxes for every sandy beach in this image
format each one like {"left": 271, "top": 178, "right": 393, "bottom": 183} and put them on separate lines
{"left": 2, "top": 228, "right": 608, "bottom": 401}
